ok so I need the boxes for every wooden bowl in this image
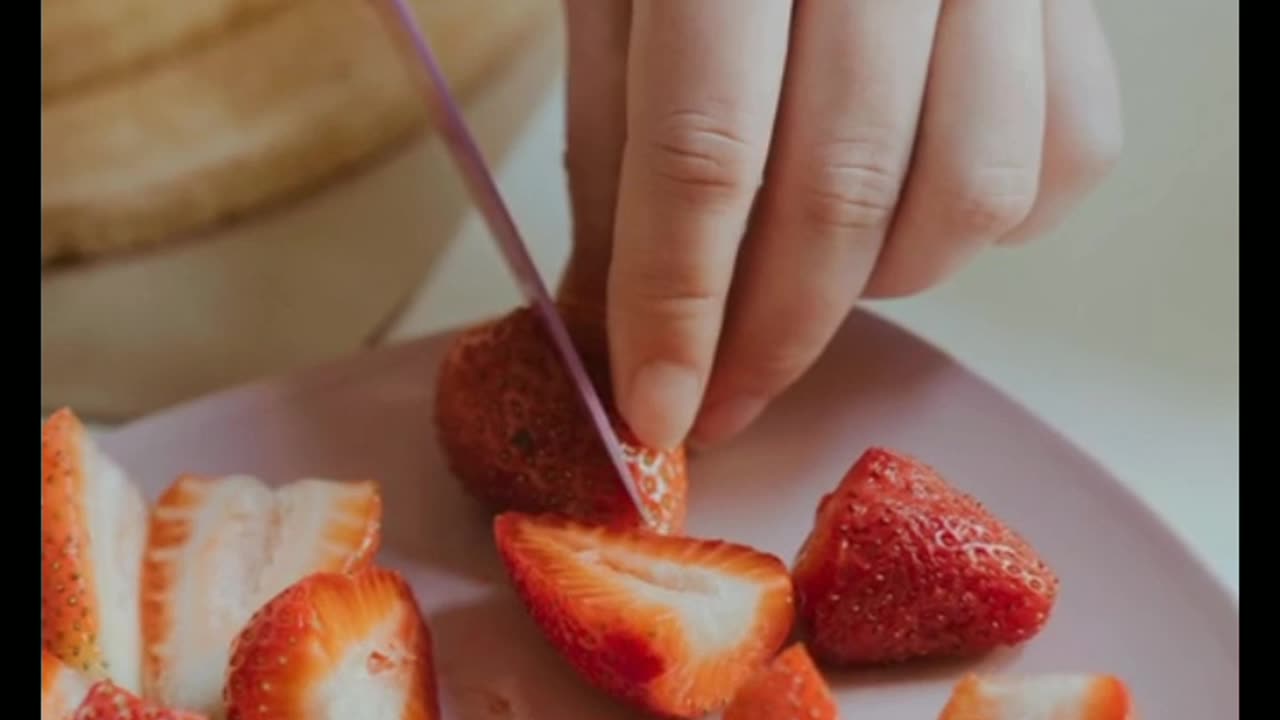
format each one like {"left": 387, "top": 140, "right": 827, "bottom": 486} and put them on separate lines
{"left": 41, "top": 0, "right": 562, "bottom": 419}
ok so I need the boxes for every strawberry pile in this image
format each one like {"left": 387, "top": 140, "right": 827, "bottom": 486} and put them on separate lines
{"left": 435, "top": 305, "right": 689, "bottom": 534}
{"left": 41, "top": 303, "right": 1137, "bottom": 719}
{"left": 41, "top": 409, "right": 440, "bottom": 719}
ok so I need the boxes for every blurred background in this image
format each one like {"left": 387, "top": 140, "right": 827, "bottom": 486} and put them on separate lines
{"left": 41, "top": 1, "right": 1237, "bottom": 590}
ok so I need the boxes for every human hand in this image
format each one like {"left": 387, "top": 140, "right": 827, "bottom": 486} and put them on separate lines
{"left": 558, "top": 0, "right": 1122, "bottom": 450}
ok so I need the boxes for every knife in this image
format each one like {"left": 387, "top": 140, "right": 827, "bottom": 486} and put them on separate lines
{"left": 374, "top": 0, "right": 655, "bottom": 528}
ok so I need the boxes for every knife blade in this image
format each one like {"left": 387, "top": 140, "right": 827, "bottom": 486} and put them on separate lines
{"left": 374, "top": 0, "right": 656, "bottom": 528}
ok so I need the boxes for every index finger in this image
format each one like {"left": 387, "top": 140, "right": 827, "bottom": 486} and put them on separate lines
{"left": 609, "top": 0, "right": 790, "bottom": 449}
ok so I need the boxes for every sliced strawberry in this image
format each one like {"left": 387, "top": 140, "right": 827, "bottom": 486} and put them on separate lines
{"left": 938, "top": 673, "right": 1135, "bottom": 720}
{"left": 43, "top": 650, "right": 93, "bottom": 719}
{"left": 435, "top": 306, "right": 688, "bottom": 534}
{"left": 224, "top": 568, "right": 439, "bottom": 720}
{"left": 494, "top": 512, "right": 795, "bottom": 718}
{"left": 141, "top": 474, "right": 382, "bottom": 714}
{"left": 72, "top": 680, "right": 207, "bottom": 720}
{"left": 792, "top": 447, "right": 1059, "bottom": 664}
{"left": 723, "top": 643, "right": 839, "bottom": 720}
{"left": 42, "top": 408, "right": 146, "bottom": 691}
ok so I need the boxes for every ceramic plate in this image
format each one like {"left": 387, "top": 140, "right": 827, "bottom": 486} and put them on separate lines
{"left": 102, "top": 310, "right": 1239, "bottom": 719}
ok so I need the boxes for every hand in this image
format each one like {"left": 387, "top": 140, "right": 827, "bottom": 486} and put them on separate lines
{"left": 558, "top": 0, "right": 1122, "bottom": 450}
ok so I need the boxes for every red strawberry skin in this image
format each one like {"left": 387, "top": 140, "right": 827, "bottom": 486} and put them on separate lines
{"left": 723, "top": 643, "right": 839, "bottom": 720}
{"left": 435, "top": 306, "right": 688, "bottom": 534}
{"left": 72, "top": 680, "right": 206, "bottom": 720}
{"left": 224, "top": 568, "right": 440, "bottom": 720}
{"left": 494, "top": 512, "right": 795, "bottom": 719}
{"left": 792, "top": 448, "right": 1059, "bottom": 664}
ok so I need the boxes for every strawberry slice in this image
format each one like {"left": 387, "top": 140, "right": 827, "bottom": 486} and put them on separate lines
{"left": 723, "top": 643, "right": 839, "bottom": 720}
{"left": 792, "top": 447, "right": 1059, "bottom": 664}
{"left": 141, "top": 474, "right": 382, "bottom": 714}
{"left": 435, "top": 306, "right": 688, "bottom": 534}
{"left": 42, "top": 409, "right": 146, "bottom": 691}
{"left": 43, "top": 650, "right": 93, "bottom": 719}
{"left": 938, "top": 673, "right": 1135, "bottom": 719}
{"left": 43, "top": 652, "right": 205, "bottom": 720}
{"left": 72, "top": 680, "right": 208, "bottom": 720}
{"left": 494, "top": 512, "right": 795, "bottom": 718}
{"left": 224, "top": 568, "right": 440, "bottom": 720}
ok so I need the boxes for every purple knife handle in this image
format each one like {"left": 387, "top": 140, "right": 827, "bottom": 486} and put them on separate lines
{"left": 377, "top": 0, "right": 655, "bottom": 526}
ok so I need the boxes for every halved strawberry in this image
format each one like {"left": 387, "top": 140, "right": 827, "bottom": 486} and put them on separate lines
{"left": 42, "top": 408, "right": 146, "bottom": 691}
{"left": 792, "top": 448, "right": 1059, "bottom": 665}
{"left": 43, "top": 650, "right": 92, "bottom": 719}
{"left": 435, "top": 306, "right": 688, "bottom": 534}
{"left": 723, "top": 643, "right": 839, "bottom": 720}
{"left": 224, "top": 568, "right": 439, "bottom": 720}
{"left": 72, "top": 680, "right": 208, "bottom": 720}
{"left": 141, "top": 474, "right": 382, "bottom": 714}
{"left": 494, "top": 512, "right": 795, "bottom": 718}
{"left": 938, "top": 673, "right": 1135, "bottom": 719}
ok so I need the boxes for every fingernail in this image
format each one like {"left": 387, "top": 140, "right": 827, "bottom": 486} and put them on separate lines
{"left": 626, "top": 361, "right": 702, "bottom": 450}
{"left": 691, "top": 394, "right": 767, "bottom": 447}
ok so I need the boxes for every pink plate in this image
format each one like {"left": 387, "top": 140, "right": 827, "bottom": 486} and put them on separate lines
{"left": 103, "top": 310, "right": 1239, "bottom": 719}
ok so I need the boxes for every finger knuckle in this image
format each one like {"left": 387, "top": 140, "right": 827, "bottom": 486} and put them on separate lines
{"left": 944, "top": 165, "right": 1040, "bottom": 235}
{"left": 613, "top": 260, "right": 723, "bottom": 322}
{"left": 797, "top": 135, "right": 906, "bottom": 232}
{"left": 733, "top": 326, "right": 827, "bottom": 392}
{"left": 647, "top": 109, "right": 760, "bottom": 206}
{"left": 726, "top": 291, "right": 845, "bottom": 392}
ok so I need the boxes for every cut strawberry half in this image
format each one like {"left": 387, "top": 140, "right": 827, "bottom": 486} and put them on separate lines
{"left": 938, "top": 673, "right": 1135, "bottom": 719}
{"left": 723, "top": 643, "right": 839, "bottom": 720}
{"left": 435, "top": 306, "right": 688, "bottom": 534}
{"left": 792, "top": 447, "right": 1059, "bottom": 664}
{"left": 42, "top": 409, "right": 146, "bottom": 691}
{"left": 141, "top": 474, "right": 382, "bottom": 714}
{"left": 494, "top": 512, "right": 795, "bottom": 718}
{"left": 224, "top": 568, "right": 440, "bottom": 720}
{"left": 43, "top": 650, "right": 93, "bottom": 719}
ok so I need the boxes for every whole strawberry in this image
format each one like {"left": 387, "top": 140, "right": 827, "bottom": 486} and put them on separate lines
{"left": 435, "top": 305, "right": 688, "bottom": 534}
{"left": 792, "top": 448, "right": 1058, "bottom": 664}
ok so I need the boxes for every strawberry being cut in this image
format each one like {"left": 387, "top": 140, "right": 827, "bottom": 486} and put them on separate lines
{"left": 42, "top": 409, "right": 146, "bottom": 692}
{"left": 141, "top": 474, "right": 382, "bottom": 714}
{"left": 435, "top": 305, "right": 688, "bottom": 534}
{"left": 494, "top": 512, "right": 795, "bottom": 718}
{"left": 792, "top": 447, "right": 1059, "bottom": 665}
{"left": 43, "top": 650, "right": 93, "bottom": 719}
{"left": 938, "top": 673, "right": 1135, "bottom": 720}
{"left": 723, "top": 643, "right": 839, "bottom": 720}
{"left": 224, "top": 568, "right": 440, "bottom": 720}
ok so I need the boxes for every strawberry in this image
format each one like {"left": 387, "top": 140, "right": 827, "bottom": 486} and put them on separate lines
{"left": 43, "top": 650, "right": 93, "bottom": 719}
{"left": 72, "top": 680, "right": 207, "bottom": 720}
{"left": 493, "top": 512, "right": 795, "bottom": 718}
{"left": 435, "top": 305, "right": 688, "bottom": 534}
{"left": 792, "top": 447, "right": 1059, "bottom": 665}
{"left": 224, "top": 568, "right": 440, "bottom": 720}
{"left": 141, "top": 474, "right": 382, "bottom": 714}
{"left": 938, "top": 673, "right": 1135, "bottom": 719}
{"left": 723, "top": 643, "right": 839, "bottom": 720}
{"left": 42, "top": 408, "right": 146, "bottom": 692}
